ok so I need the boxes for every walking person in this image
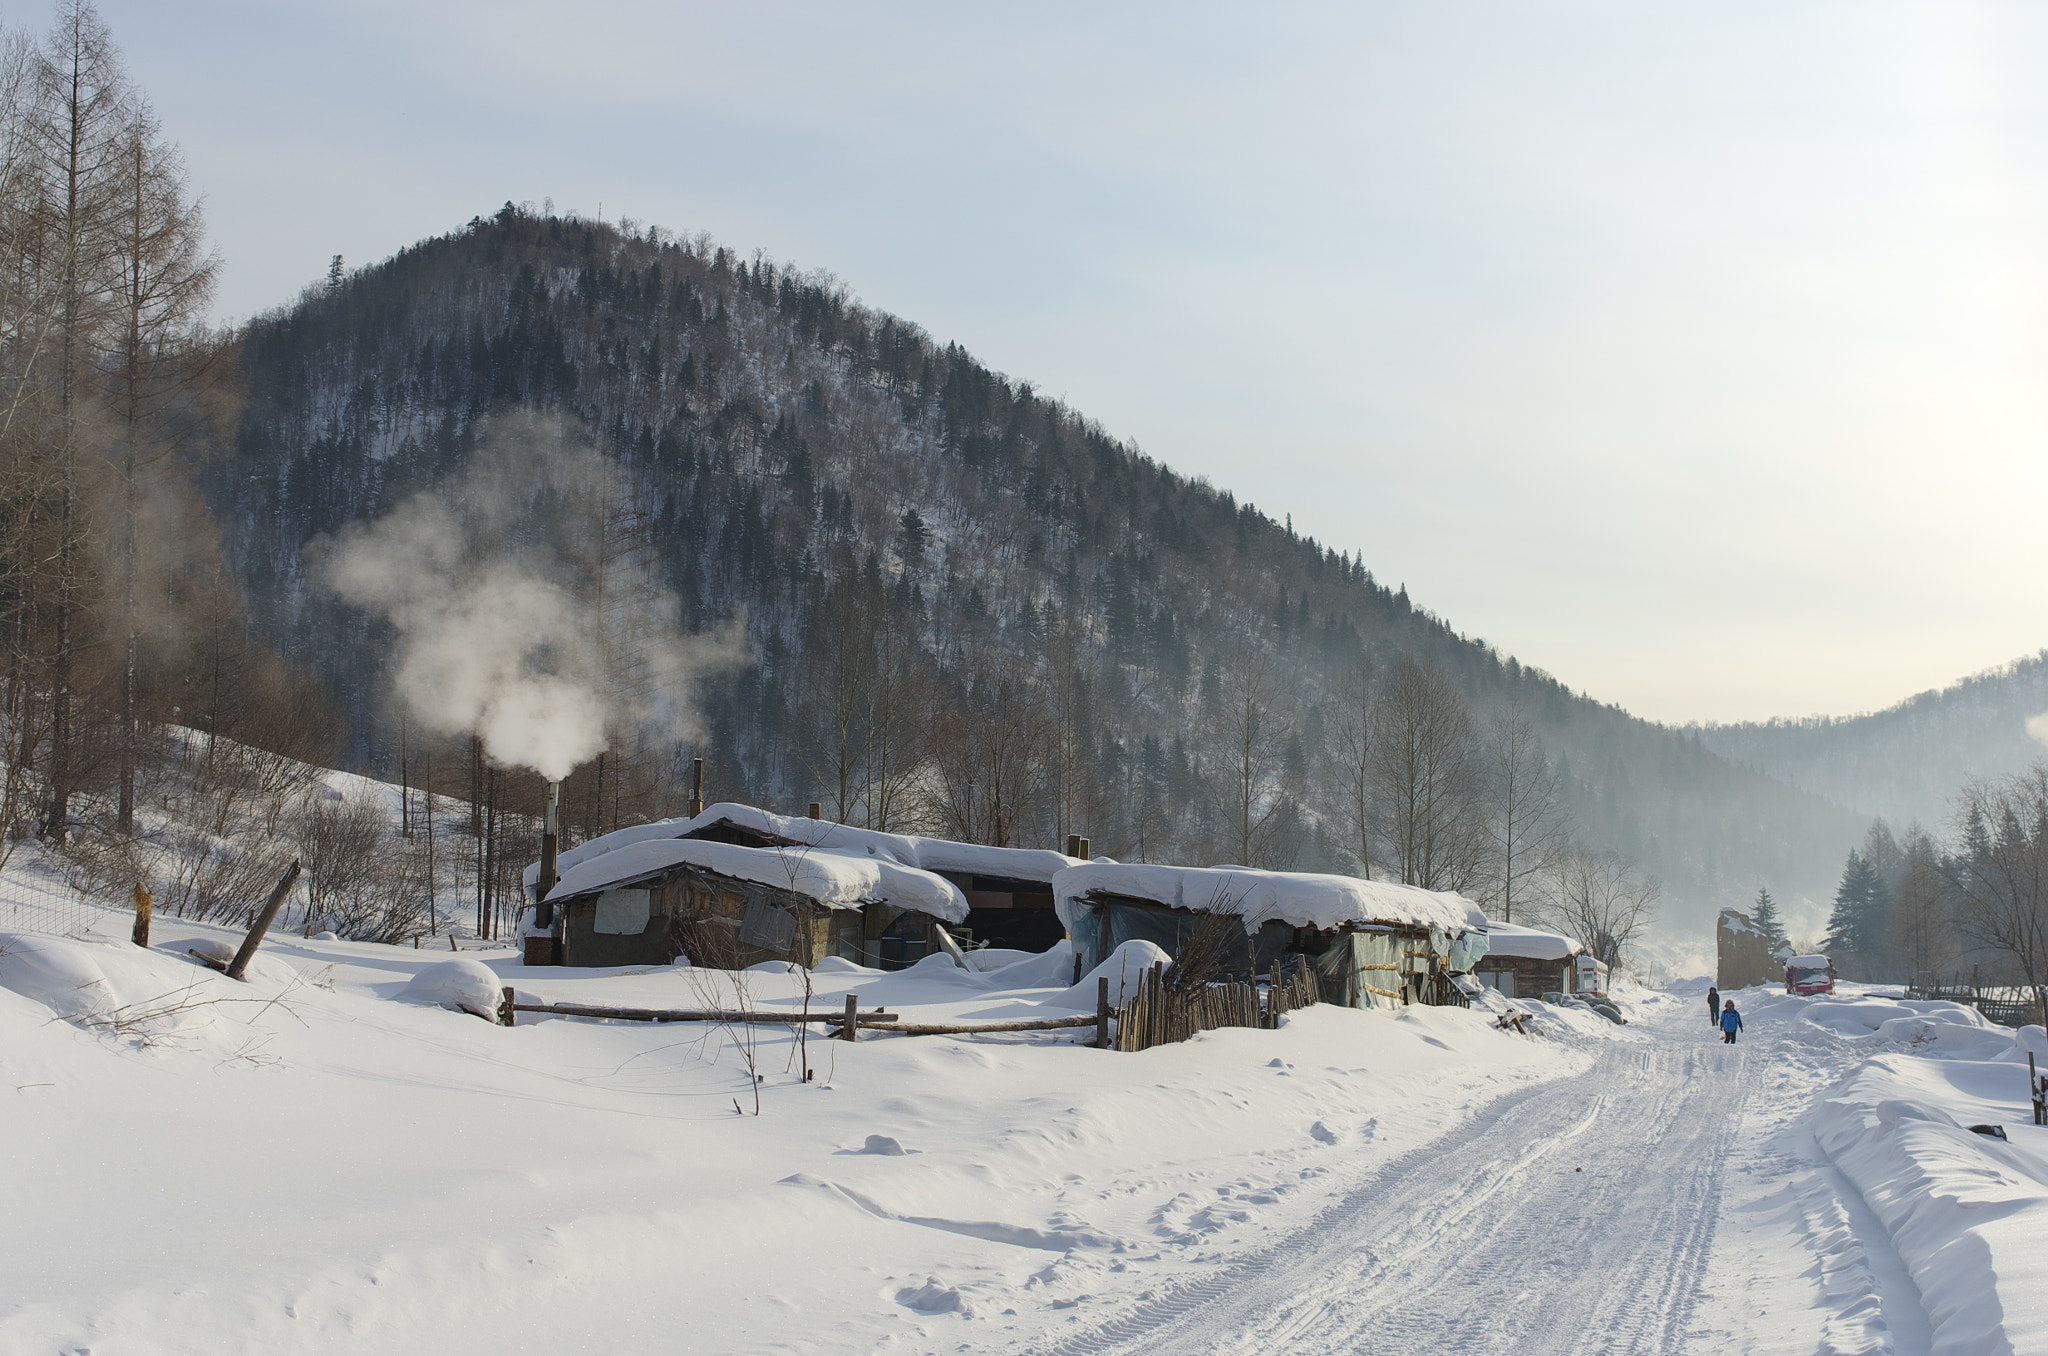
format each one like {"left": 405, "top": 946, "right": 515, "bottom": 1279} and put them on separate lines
{"left": 1706, "top": 984, "right": 1720, "bottom": 1026}
{"left": 1720, "top": 999, "right": 1742, "bottom": 1045}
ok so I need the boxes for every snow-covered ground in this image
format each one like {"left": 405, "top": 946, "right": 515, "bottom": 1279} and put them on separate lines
{"left": 4, "top": 910, "right": 2043, "bottom": 1354}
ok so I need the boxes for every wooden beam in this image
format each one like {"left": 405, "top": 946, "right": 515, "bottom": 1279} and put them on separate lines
{"left": 509, "top": 1001, "right": 897, "bottom": 1025}
{"left": 225, "top": 861, "right": 302, "bottom": 982}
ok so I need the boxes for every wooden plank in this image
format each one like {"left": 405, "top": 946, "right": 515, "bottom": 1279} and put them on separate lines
{"left": 858, "top": 1015, "right": 1099, "bottom": 1036}
{"left": 510, "top": 1002, "right": 897, "bottom": 1024}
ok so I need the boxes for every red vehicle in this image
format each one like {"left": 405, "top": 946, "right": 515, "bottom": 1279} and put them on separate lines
{"left": 1785, "top": 954, "right": 1836, "bottom": 996}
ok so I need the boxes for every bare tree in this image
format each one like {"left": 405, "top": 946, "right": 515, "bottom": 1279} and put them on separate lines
{"left": 1484, "top": 703, "right": 1567, "bottom": 923}
{"left": 1205, "top": 647, "right": 1292, "bottom": 868}
{"left": 1891, "top": 825, "right": 1952, "bottom": 989}
{"left": 1369, "top": 659, "right": 1487, "bottom": 891}
{"left": 34, "top": 0, "right": 133, "bottom": 842}
{"left": 1326, "top": 657, "right": 1376, "bottom": 878}
{"left": 1540, "top": 844, "right": 1658, "bottom": 969}
{"left": 104, "top": 99, "right": 215, "bottom": 832}
{"left": 1943, "top": 766, "right": 2048, "bottom": 1002}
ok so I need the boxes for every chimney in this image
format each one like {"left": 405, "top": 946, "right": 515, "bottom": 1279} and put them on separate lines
{"left": 536, "top": 779, "right": 561, "bottom": 928}
{"left": 687, "top": 757, "right": 705, "bottom": 817}
{"left": 1066, "top": 833, "right": 1083, "bottom": 859}
{"left": 807, "top": 801, "right": 822, "bottom": 821}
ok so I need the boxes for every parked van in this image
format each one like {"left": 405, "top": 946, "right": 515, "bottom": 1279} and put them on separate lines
{"left": 1784, "top": 954, "right": 1836, "bottom": 996}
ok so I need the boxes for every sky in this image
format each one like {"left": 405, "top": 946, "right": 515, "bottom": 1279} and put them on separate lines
{"left": 90, "top": 0, "right": 2048, "bottom": 726}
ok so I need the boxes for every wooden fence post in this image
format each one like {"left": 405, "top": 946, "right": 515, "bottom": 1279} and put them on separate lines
{"left": 130, "top": 881, "right": 152, "bottom": 949}
{"left": 841, "top": 992, "right": 858, "bottom": 1042}
{"left": 225, "top": 861, "right": 302, "bottom": 982}
{"left": 499, "top": 985, "right": 516, "bottom": 1027}
{"left": 1096, "top": 976, "right": 1110, "bottom": 1049}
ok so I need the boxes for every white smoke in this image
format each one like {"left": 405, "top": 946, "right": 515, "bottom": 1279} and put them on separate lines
{"left": 317, "top": 420, "right": 750, "bottom": 781}
{"left": 2028, "top": 712, "right": 2048, "bottom": 752}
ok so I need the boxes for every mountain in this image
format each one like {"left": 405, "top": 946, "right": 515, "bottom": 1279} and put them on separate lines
{"left": 1695, "top": 651, "right": 2048, "bottom": 832}
{"left": 206, "top": 206, "right": 1869, "bottom": 954}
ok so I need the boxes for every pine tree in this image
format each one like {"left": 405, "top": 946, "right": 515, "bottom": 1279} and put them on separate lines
{"left": 1823, "top": 849, "right": 1881, "bottom": 958}
{"left": 1752, "top": 886, "right": 1787, "bottom": 953}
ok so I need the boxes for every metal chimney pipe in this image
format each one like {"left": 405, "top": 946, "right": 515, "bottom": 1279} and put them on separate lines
{"left": 687, "top": 758, "right": 705, "bottom": 818}
{"left": 536, "top": 779, "right": 561, "bottom": 929}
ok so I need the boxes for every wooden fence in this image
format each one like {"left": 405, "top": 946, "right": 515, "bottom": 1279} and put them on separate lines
{"left": 1111, "top": 956, "right": 1321, "bottom": 1053}
{"left": 1903, "top": 981, "right": 2048, "bottom": 1029}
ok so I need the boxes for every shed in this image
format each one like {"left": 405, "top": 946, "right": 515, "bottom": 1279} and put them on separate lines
{"left": 539, "top": 836, "right": 967, "bottom": 969}
{"left": 1467, "top": 921, "right": 1584, "bottom": 999}
{"left": 1053, "top": 863, "right": 1488, "bottom": 1009}
{"left": 526, "top": 803, "right": 1074, "bottom": 968}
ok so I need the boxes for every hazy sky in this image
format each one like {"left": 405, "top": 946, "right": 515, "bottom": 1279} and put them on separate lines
{"left": 94, "top": 0, "right": 2048, "bottom": 725}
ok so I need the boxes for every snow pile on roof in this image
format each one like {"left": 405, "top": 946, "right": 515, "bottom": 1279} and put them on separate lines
{"left": 1049, "top": 938, "right": 1173, "bottom": 1009}
{"left": 543, "top": 836, "right": 969, "bottom": 923}
{"left": 526, "top": 802, "right": 1081, "bottom": 901}
{"left": 1053, "top": 863, "right": 1482, "bottom": 935}
{"left": 1478, "top": 920, "right": 1582, "bottom": 960}
{"left": 1786, "top": 955, "right": 1830, "bottom": 969}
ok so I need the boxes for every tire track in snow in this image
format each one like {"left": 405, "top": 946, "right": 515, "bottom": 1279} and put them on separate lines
{"left": 1046, "top": 1034, "right": 1750, "bottom": 1356}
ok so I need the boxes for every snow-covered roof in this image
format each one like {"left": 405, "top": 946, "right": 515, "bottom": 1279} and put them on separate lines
{"left": 1053, "top": 863, "right": 1483, "bottom": 935}
{"left": 1478, "top": 920, "right": 1582, "bottom": 960}
{"left": 526, "top": 802, "right": 1085, "bottom": 898}
{"left": 543, "top": 837, "right": 969, "bottom": 922}
{"left": 1787, "top": 954, "right": 1831, "bottom": 969}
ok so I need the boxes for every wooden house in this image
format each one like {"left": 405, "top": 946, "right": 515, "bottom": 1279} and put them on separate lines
{"left": 1052, "top": 863, "right": 1488, "bottom": 1009}
{"left": 1467, "top": 921, "right": 1585, "bottom": 999}
{"left": 527, "top": 803, "right": 1071, "bottom": 969}
{"left": 538, "top": 835, "right": 967, "bottom": 969}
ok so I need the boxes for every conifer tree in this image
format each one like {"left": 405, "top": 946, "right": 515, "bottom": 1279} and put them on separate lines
{"left": 1752, "top": 886, "right": 1788, "bottom": 953}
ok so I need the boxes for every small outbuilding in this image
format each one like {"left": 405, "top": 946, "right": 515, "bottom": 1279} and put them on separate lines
{"left": 1053, "top": 863, "right": 1488, "bottom": 1009}
{"left": 1467, "top": 921, "right": 1586, "bottom": 999}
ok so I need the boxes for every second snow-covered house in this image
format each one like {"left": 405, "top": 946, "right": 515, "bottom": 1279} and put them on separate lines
{"left": 525, "top": 803, "right": 1083, "bottom": 969}
{"left": 1052, "top": 863, "right": 1489, "bottom": 1008}
{"left": 1466, "top": 920, "right": 1587, "bottom": 999}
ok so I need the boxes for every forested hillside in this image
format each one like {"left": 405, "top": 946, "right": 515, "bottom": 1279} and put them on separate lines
{"left": 1697, "top": 652, "right": 2048, "bottom": 833}
{"left": 208, "top": 206, "right": 1865, "bottom": 949}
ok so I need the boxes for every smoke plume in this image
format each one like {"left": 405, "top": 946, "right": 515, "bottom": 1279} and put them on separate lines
{"left": 2028, "top": 712, "right": 2048, "bottom": 753}
{"left": 315, "top": 417, "right": 750, "bottom": 781}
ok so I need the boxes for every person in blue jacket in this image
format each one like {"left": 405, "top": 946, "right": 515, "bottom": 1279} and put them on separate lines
{"left": 1720, "top": 999, "right": 1743, "bottom": 1044}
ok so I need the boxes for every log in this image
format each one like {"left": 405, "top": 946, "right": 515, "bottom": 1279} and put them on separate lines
{"left": 225, "top": 861, "right": 302, "bottom": 982}
{"left": 509, "top": 1002, "right": 897, "bottom": 1024}
{"left": 858, "top": 1015, "right": 1101, "bottom": 1036}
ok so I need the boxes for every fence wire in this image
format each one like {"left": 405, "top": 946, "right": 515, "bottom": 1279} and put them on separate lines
{"left": 0, "top": 862, "right": 129, "bottom": 942}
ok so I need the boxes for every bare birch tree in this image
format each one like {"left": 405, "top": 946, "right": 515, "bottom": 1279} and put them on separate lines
{"left": 1326, "top": 656, "right": 1376, "bottom": 878}
{"left": 1369, "top": 658, "right": 1486, "bottom": 891}
{"left": 1484, "top": 703, "right": 1566, "bottom": 923}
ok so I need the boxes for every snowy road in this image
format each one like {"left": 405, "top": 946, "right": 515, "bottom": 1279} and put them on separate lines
{"left": 1051, "top": 1010, "right": 1753, "bottom": 1356}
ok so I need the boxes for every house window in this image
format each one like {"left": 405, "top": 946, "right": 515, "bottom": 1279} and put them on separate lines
{"left": 740, "top": 896, "right": 798, "bottom": 954}
{"left": 593, "top": 887, "right": 652, "bottom": 935}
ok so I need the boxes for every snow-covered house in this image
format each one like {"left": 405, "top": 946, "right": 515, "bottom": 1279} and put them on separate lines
{"left": 1467, "top": 920, "right": 1584, "bottom": 999}
{"left": 1053, "top": 863, "right": 1488, "bottom": 1009}
{"left": 525, "top": 803, "right": 1081, "bottom": 969}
